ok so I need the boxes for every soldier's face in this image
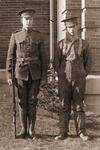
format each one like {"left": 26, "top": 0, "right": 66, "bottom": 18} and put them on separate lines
{"left": 21, "top": 16, "right": 34, "bottom": 30}
{"left": 66, "top": 24, "right": 78, "bottom": 36}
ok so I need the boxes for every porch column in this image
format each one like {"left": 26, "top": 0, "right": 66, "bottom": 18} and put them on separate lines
{"left": 57, "top": 0, "right": 66, "bottom": 41}
{"left": 81, "top": 0, "right": 86, "bottom": 39}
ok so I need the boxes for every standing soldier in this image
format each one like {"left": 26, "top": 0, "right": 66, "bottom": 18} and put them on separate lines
{"left": 6, "top": 8, "right": 47, "bottom": 139}
{"left": 54, "top": 13, "right": 89, "bottom": 141}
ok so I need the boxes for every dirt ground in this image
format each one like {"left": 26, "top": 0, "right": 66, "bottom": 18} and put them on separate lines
{"left": 0, "top": 81, "right": 100, "bottom": 150}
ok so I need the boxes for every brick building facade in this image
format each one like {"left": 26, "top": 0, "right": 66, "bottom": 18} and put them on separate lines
{"left": 65, "top": 0, "right": 100, "bottom": 113}
{"left": 0, "top": 0, "right": 100, "bottom": 112}
{"left": 0, "top": 0, "right": 50, "bottom": 68}
{"left": 66, "top": 0, "right": 100, "bottom": 74}
{"left": 0, "top": 0, "right": 100, "bottom": 73}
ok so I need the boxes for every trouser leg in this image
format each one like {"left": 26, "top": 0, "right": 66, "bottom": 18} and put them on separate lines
{"left": 28, "top": 80, "right": 40, "bottom": 137}
{"left": 73, "top": 110, "right": 86, "bottom": 135}
{"left": 28, "top": 102, "right": 37, "bottom": 137}
{"left": 58, "top": 79, "right": 72, "bottom": 134}
{"left": 73, "top": 78, "right": 86, "bottom": 135}
{"left": 59, "top": 100, "right": 71, "bottom": 134}
{"left": 17, "top": 79, "right": 28, "bottom": 137}
{"left": 19, "top": 107, "right": 27, "bottom": 135}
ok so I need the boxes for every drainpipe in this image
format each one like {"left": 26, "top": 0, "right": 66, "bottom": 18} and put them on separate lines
{"left": 50, "top": 0, "right": 54, "bottom": 64}
{"left": 49, "top": 0, "right": 54, "bottom": 82}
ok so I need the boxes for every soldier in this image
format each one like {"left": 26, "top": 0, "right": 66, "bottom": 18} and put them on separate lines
{"left": 6, "top": 8, "right": 47, "bottom": 139}
{"left": 54, "top": 13, "right": 89, "bottom": 141}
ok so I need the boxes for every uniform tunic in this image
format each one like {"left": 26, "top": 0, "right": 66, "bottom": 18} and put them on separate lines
{"left": 6, "top": 29, "right": 47, "bottom": 82}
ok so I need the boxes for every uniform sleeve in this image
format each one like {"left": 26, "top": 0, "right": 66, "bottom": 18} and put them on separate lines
{"left": 6, "top": 33, "right": 16, "bottom": 80}
{"left": 39, "top": 36, "right": 47, "bottom": 82}
{"left": 83, "top": 41, "right": 90, "bottom": 76}
{"left": 53, "top": 41, "right": 62, "bottom": 73}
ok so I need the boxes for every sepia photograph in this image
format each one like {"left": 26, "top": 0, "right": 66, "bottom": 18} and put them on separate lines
{"left": 0, "top": 0, "right": 100, "bottom": 150}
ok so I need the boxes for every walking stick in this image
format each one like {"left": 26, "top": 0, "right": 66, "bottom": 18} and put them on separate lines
{"left": 12, "top": 59, "right": 16, "bottom": 138}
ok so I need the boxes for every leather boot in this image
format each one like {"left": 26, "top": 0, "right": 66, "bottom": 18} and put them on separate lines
{"left": 29, "top": 120, "right": 35, "bottom": 139}
{"left": 18, "top": 108, "right": 27, "bottom": 138}
{"left": 55, "top": 132, "right": 68, "bottom": 140}
{"left": 28, "top": 108, "right": 36, "bottom": 139}
{"left": 79, "top": 133, "right": 89, "bottom": 141}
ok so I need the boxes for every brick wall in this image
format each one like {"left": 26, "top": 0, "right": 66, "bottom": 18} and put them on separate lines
{"left": 0, "top": 0, "right": 50, "bottom": 69}
{"left": 68, "top": 0, "right": 100, "bottom": 74}
{"left": 0, "top": 0, "right": 100, "bottom": 113}
{"left": 0, "top": 0, "right": 100, "bottom": 73}
{"left": 66, "top": 0, "right": 81, "bottom": 26}
{"left": 66, "top": 0, "right": 100, "bottom": 74}
{"left": 84, "top": 0, "right": 100, "bottom": 113}
{"left": 85, "top": 0, "right": 100, "bottom": 73}
{"left": 66, "top": 0, "right": 100, "bottom": 113}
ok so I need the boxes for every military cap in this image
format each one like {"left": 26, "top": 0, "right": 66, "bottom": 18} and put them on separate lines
{"left": 18, "top": 8, "right": 36, "bottom": 17}
{"left": 61, "top": 11, "right": 78, "bottom": 23}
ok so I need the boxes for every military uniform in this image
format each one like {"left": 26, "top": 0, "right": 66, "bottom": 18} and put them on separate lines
{"left": 54, "top": 14, "right": 89, "bottom": 140}
{"left": 6, "top": 9, "right": 47, "bottom": 138}
{"left": 7, "top": 29, "right": 46, "bottom": 81}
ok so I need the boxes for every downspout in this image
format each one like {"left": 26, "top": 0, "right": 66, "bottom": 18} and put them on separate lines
{"left": 49, "top": 0, "right": 54, "bottom": 82}
{"left": 50, "top": 0, "right": 54, "bottom": 64}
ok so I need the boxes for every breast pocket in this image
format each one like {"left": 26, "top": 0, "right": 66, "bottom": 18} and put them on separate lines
{"left": 31, "top": 41, "right": 40, "bottom": 56}
{"left": 16, "top": 38, "right": 25, "bottom": 52}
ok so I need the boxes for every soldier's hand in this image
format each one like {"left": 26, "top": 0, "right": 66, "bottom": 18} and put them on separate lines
{"left": 7, "top": 79, "right": 13, "bottom": 86}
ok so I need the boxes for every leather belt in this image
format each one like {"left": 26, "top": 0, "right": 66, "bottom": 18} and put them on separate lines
{"left": 17, "top": 57, "right": 39, "bottom": 62}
